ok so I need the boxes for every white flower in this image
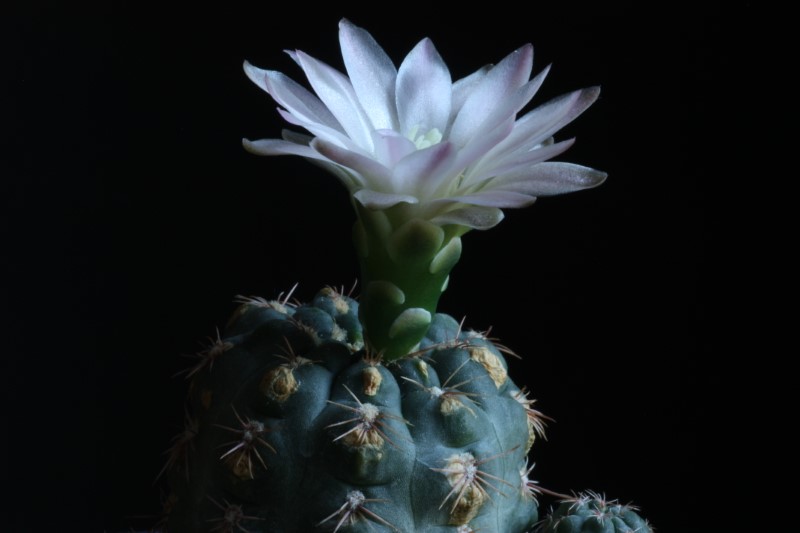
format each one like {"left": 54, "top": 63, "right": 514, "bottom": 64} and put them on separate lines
{"left": 243, "top": 19, "right": 605, "bottom": 230}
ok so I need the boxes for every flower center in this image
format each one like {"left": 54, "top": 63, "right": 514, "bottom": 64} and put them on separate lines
{"left": 406, "top": 126, "right": 443, "bottom": 149}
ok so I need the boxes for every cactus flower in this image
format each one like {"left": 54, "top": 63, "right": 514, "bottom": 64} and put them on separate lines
{"left": 244, "top": 19, "right": 604, "bottom": 230}
{"left": 244, "top": 19, "right": 605, "bottom": 359}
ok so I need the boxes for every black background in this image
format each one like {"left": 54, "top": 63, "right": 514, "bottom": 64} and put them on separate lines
{"left": 5, "top": 2, "right": 735, "bottom": 531}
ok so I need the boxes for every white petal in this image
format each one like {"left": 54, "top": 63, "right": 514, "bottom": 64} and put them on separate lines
{"left": 456, "top": 65, "right": 551, "bottom": 164}
{"left": 392, "top": 141, "right": 457, "bottom": 196}
{"left": 311, "top": 138, "right": 392, "bottom": 186}
{"left": 503, "top": 87, "right": 601, "bottom": 154}
{"left": 448, "top": 44, "right": 533, "bottom": 147}
{"left": 450, "top": 65, "right": 491, "bottom": 122}
{"left": 294, "top": 51, "right": 374, "bottom": 150}
{"left": 242, "top": 137, "right": 325, "bottom": 159}
{"left": 396, "top": 38, "right": 452, "bottom": 136}
{"left": 440, "top": 190, "right": 537, "bottom": 208}
{"left": 492, "top": 162, "right": 607, "bottom": 196}
{"left": 467, "top": 138, "right": 575, "bottom": 183}
{"left": 430, "top": 206, "right": 504, "bottom": 229}
{"left": 354, "top": 188, "right": 418, "bottom": 209}
{"left": 468, "top": 65, "right": 552, "bottom": 169}
{"left": 339, "top": 19, "right": 398, "bottom": 130}
{"left": 451, "top": 117, "right": 515, "bottom": 178}
{"left": 371, "top": 129, "right": 416, "bottom": 167}
{"left": 244, "top": 62, "right": 342, "bottom": 131}
{"left": 276, "top": 108, "right": 356, "bottom": 151}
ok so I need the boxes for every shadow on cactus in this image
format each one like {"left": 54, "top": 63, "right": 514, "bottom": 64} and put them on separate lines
{"left": 156, "top": 19, "right": 653, "bottom": 533}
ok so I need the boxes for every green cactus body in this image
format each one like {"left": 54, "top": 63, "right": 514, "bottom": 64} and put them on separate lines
{"left": 539, "top": 494, "right": 653, "bottom": 533}
{"left": 166, "top": 288, "right": 540, "bottom": 532}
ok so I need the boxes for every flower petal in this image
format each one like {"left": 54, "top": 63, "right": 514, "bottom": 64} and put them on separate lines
{"left": 311, "top": 138, "right": 392, "bottom": 188}
{"left": 276, "top": 108, "right": 357, "bottom": 151}
{"left": 242, "top": 137, "right": 324, "bottom": 159}
{"left": 491, "top": 162, "right": 607, "bottom": 196}
{"left": 338, "top": 19, "right": 398, "bottom": 130}
{"left": 396, "top": 38, "right": 452, "bottom": 137}
{"left": 467, "top": 138, "right": 576, "bottom": 183}
{"left": 450, "top": 65, "right": 491, "bottom": 121}
{"left": 499, "top": 87, "right": 601, "bottom": 156}
{"left": 439, "top": 190, "right": 537, "bottom": 208}
{"left": 429, "top": 205, "right": 505, "bottom": 229}
{"left": 392, "top": 141, "right": 457, "bottom": 197}
{"left": 293, "top": 50, "right": 374, "bottom": 150}
{"left": 450, "top": 117, "right": 515, "bottom": 178}
{"left": 244, "top": 61, "right": 342, "bottom": 131}
{"left": 353, "top": 188, "right": 419, "bottom": 209}
{"left": 371, "top": 129, "right": 417, "bottom": 168}
{"left": 448, "top": 44, "right": 533, "bottom": 147}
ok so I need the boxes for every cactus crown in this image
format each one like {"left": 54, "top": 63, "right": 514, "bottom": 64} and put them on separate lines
{"left": 244, "top": 19, "right": 604, "bottom": 359}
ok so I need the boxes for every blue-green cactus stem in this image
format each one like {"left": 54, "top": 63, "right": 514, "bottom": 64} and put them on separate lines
{"left": 353, "top": 201, "right": 467, "bottom": 361}
{"left": 540, "top": 492, "right": 653, "bottom": 533}
{"left": 165, "top": 288, "right": 540, "bottom": 532}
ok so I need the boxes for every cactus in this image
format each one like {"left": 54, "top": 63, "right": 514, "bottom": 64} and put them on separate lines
{"left": 159, "top": 19, "right": 654, "bottom": 533}
{"left": 538, "top": 493, "right": 654, "bottom": 533}
{"left": 166, "top": 288, "right": 542, "bottom": 532}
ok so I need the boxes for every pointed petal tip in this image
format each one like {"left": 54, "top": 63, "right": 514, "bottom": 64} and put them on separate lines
{"left": 587, "top": 169, "right": 608, "bottom": 187}
{"left": 241, "top": 138, "right": 259, "bottom": 154}
{"left": 583, "top": 85, "right": 602, "bottom": 102}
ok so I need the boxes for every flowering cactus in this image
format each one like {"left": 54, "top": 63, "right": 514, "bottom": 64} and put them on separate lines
{"left": 161, "top": 19, "right": 652, "bottom": 533}
{"left": 243, "top": 19, "right": 606, "bottom": 360}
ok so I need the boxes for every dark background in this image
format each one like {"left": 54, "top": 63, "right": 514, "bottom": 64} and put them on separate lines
{"left": 4, "top": 2, "right": 736, "bottom": 531}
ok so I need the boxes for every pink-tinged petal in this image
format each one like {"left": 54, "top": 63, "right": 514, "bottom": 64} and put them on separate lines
{"left": 502, "top": 87, "right": 601, "bottom": 155}
{"left": 311, "top": 138, "right": 392, "bottom": 186}
{"left": 371, "top": 129, "right": 416, "bottom": 168}
{"left": 393, "top": 141, "right": 457, "bottom": 196}
{"left": 429, "top": 206, "right": 504, "bottom": 229}
{"left": 450, "top": 117, "right": 515, "bottom": 178}
{"left": 244, "top": 61, "right": 342, "bottom": 131}
{"left": 440, "top": 190, "right": 537, "bottom": 208}
{"left": 491, "top": 162, "right": 607, "bottom": 196}
{"left": 353, "top": 189, "right": 418, "bottom": 209}
{"left": 293, "top": 50, "right": 374, "bottom": 150}
{"left": 339, "top": 19, "right": 398, "bottom": 130}
{"left": 458, "top": 65, "right": 551, "bottom": 160}
{"left": 469, "top": 65, "right": 552, "bottom": 169}
{"left": 276, "top": 108, "right": 357, "bottom": 151}
{"left": 396, "top": 38, "right": 452, "bottom": 136}
{"left": 243, "top": 138, "right": 365, "bottom": 190}
{"left": 450, "top": 65, "right": 491, "bottom": 121}
{"left": 467, "top": 138, "right": 575, "bottom": 184}
{"left": 242, "top": 138, "right": 325, "bottom": 159}
{"left": 448, "top": 44, "right": 533, "bottom": 147}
